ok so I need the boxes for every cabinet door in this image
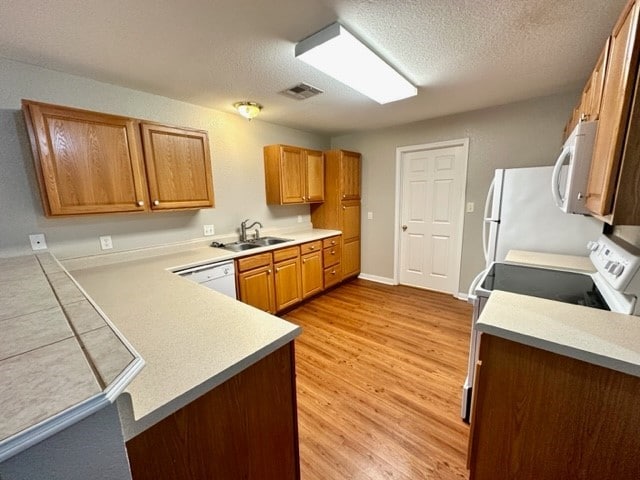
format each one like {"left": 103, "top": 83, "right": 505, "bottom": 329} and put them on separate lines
{"left": 22, "top": 101, "right": 148, "bottom": 216}
{"left": 586, "top": 3, "right": 640, "bottom": 216}
{"left": 340, "top": 151, "right": 361, "bottom": 200}
{"left": 342, "top": 239, "right": 361, "bottom": 280}
{"left": 341, "top": 201, "right": 361, "bottom": 243}
{"left": 305, "top": 150, "right": 324, "bottom": 203}
{"left": 585, "top": 40, "right": 610, "bottom": 121}
{"left": 301, "top": 251, "right": 323, "bottom": 298}
{"left": 274, "top": 258, "right": 302, "bottom": 311}
{"left": 280, "top": 146, "right": 305, "bottom": 204}
{"left": 237, "top": 265, "right": 275, "bottom": 314}
{"left": 141, "top": 123, "right": 214, "bottom": 210}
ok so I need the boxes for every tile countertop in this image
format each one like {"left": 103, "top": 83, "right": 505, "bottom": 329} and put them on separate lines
{"left": 0, "top": 254, "right": 143, "bottom": 462}
{"left": 505, "top": 250, "right": 595, "bottom": 273}
{"left": 65, "top": 228, "right": 341, "bottom": 440}
{"left": 477, "top": 290, "right": 640, "bottom": 378}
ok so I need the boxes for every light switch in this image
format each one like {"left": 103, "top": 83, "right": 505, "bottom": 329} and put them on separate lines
{"left": 466, "top": 202, "right": 475, "bottom": 213}
{"left": 367, "top": 211, "right": 373, "bottom": 220}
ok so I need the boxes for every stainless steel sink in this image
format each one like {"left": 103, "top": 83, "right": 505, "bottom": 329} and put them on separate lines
{"left": 222, "top": 242, "right": 261, "bottom": 252}
{"left": 219, "top": 237, "right": 292, "bottom": 252}
{"left": 251, "top": 237, "right": 292, "bottom": 246}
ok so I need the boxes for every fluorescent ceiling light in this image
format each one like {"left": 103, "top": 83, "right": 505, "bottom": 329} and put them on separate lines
{"left": 295, "top": 22, "right": 417, "bottom": 104}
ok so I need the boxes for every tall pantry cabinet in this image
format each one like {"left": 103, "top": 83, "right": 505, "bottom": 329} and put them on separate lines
{"left": 311, "top": 150, "right": 361, "bottom": 281}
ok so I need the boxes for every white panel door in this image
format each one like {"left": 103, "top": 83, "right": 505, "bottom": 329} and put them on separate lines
{"left": 399, "top": 141, "right": 467, "bottom": 293}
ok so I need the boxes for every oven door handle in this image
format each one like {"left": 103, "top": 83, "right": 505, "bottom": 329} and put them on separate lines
{"left": 467, "top": 270, "right": 486, "bottom": 305}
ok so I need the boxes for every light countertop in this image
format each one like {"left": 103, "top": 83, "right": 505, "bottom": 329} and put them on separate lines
{"left": 505, "top": 250, "right": 595, "bottom": 273}
{"left": 477, "top": 290, "right": 640, "bottom": 378}
{"left": 0, "top": 253, "right": 142, "bottom": 462}
{"left": 66, "top": 228, "right": 340, "bottom": 439}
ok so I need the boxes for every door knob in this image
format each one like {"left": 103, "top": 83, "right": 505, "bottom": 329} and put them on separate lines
{"left": 402, "top": 225, "right": 408, "bottom": 231}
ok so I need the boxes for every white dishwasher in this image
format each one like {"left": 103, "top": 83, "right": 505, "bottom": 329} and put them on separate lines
{"left": 176, "top": 260, "right": 237, "bottom": 299}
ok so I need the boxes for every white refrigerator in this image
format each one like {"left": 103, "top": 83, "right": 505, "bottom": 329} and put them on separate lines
{"left": 483, "top": 166, "right": 603, "bottom": 266}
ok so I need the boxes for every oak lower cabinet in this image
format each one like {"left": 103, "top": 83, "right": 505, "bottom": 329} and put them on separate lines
{"left": 236, "top": 253, "right": 275, "bottom": 314}
{"left": 322, "top": 235, "right": 342, "bottom": 288}
{"left": 468, "top": 334, "right": 640, "bottom": 480}
{"left": 311, "top": 150, "right": 362, "bottom": 281}
{"left": 300, "top": 241, "right": 323, "bottom": 298}
{"left": 264, "top": 145, "right": 324, "bottom": 204}
{"left": 584, "top": 1, "right": 640, "bottom": 223}
{"left": 22, "top": 99, "right": 215, "bottom": 216}
{"left": 126, "top": 342, "right": 300, "bottom": 480}
{"left": 273, "top": 246, "right": 302, "bottom": 311}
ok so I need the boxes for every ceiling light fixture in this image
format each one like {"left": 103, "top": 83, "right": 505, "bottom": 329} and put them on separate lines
{"left": 295, "top": 22, "right": 417, "bottom": 104}
{"left": 233, "top": 101, "right": 262, "bottom": 120}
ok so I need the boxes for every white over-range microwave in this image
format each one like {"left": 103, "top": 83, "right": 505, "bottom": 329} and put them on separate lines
{"left": 551, "top": 120, "right": 597, "bottom": 214}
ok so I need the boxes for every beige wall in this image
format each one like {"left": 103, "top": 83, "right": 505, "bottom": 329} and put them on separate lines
{"left": 331, "top": 91, "right": 578, "bottom": 293}
{"left": 0, "top": 57, "right": 329, "bottom": 258}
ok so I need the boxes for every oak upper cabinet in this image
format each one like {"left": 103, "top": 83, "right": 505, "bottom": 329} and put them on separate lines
{"left": 468, "top": 334, "right": 640, "bottom": 479}
{"left": 141, "top": 122, "right": 214, "bottom": 210}
{"left": 264, "top": 144, "right": 324, "bottom": 205}
{"left": 22, "top": 100, "right": 148, "bottom": 215}
{"left": 22, "top": 100, "right": 215, "bottom": 216}
{"left": 300, "top": 241, "right": 323, "bottom": 298}
{"left": 236, "top": 253, "right": 276, "bottom": 314}
{"left": 273, "top": 246, "right": 302, "bottom": 312}
{"left": 585, "top": 1, "right": 640, "bottom": 223}
{"left": 311, "top": 150, "right": 362, "bottom": 281}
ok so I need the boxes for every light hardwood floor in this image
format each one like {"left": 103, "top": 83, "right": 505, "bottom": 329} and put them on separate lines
{"left": 284, "top": 279, "right": 472, "bottom": 480}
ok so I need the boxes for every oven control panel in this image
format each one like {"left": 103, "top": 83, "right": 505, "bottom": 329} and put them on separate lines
{"left": 590, "top": 235, "right": 640, "bottom": 292}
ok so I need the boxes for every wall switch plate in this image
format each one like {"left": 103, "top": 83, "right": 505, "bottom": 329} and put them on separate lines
{"left": 466, "top": 202, "right": 475, "bottom": 213}
{"left": 29, "top": 233, "right": 47, "bottom": 251}
{"left": 367, "top": 211, "right": 373, "bottom": 220}
{"left": 297, "top": 215, "right": 303, "bottom": 223}
{"left": 99, "top": 235, "right": 113, "bottom": 250}
{"left": 203, "top": 224, "right": 215, "bottom": 236}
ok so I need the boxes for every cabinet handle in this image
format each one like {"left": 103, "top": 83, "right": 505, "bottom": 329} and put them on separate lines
{"left": 342, "top": 194, "right": 346, "bottom": 199}
{"left": 153, "top": 200, "right": 160, "bottom": 206}
{"left": 302, "top": 259, "right": 306, "bottom": 264}
{"left": 137, "top": 200, "right": 144, "bottom": 207}
{"left": 331, "top": 270, "right": 336, "bottom": 275}
{"left": 331, "top": 241, "right": 336, "bottom": 245}
{"left": 275, "top": 268, "right": 280, "bottom": 273}
{"left": 342, "top": 205, "right": 346, "bottom": 210}
{"left": 267, "top": 269, "right": 272, "bottom": 274}
{"left": 310, "top": 246, "right": 315, "bottom": 250}
{"left": 331, "top": 250, "right": 336, "bottom": 254}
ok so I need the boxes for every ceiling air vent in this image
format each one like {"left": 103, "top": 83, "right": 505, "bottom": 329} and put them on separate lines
{"left": 280, "top": 82, "right": 324, "bottom": 100}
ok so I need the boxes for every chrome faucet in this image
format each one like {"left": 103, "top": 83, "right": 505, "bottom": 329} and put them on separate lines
{"left": 240, "top": 219, "right": 263, "bottom": 242}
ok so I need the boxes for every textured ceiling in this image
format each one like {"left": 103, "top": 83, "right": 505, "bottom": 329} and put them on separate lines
{"left": 0, "top": 0, "right": 628, "bottom": 135}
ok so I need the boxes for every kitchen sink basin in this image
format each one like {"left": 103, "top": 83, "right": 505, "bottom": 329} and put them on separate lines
{"left": 251, "top": 237, "right": 292, "bottom": 246}
{"left": 221, "top": 242, "right": 261, "bottom": 252}
{"left": 218, "top": 237, "right": 292, "bottom": 252}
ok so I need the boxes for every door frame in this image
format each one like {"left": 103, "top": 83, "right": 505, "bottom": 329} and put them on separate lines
{"left": 393, "top": 138, "right": 469, "bottom": 293}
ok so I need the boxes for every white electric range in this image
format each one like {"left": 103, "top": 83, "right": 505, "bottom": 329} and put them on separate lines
{"left": 461, "top": 234, "right": 640, "bottom": 422}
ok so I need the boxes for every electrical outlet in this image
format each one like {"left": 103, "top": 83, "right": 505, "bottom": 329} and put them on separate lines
{"left": 367, "top": 211, "right": 374, "bottom": 220}
{"left": 29, "top": 233, "right": 47, "bottom": 251}
{"left": 466, "top": 202, "right": 475, "bottom": 213}
{"left": 99, "top": 235, "right": 113, "bottom": 250}
{"left": 297, "top": 215, "right": 303, "bottom": 223}
{"left": 203, "top": 224, "right": 215, "bottom": 236}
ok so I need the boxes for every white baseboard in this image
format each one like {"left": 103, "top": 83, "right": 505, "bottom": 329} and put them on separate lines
{"left": 456, "top": 292, "right": 469, "bottom": 301}
{"left": 358, "top": 273, "right": 397, "bottom": 285}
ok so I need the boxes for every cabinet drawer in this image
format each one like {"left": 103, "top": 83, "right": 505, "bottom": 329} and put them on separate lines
{"left": 236, "top": 253, "right": 272, "bottom": 272}
{"left": 322, "top": 236, "right": 340, "bottom": 248}
{"left": 300, "top": 240, "right": 322, "bottom": 255}
{"left": 323, "top": 244, "right": 341, "bottom": 267}
{"left": 273, "top": 246, "right": 300, "bottom": 263}
{"left": 324, "top": 264, "right": 342, "bottom": 288}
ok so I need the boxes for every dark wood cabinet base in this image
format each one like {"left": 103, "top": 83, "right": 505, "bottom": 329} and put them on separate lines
{"left": 126, "top": 343, "right": 300, "bottom": 480}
